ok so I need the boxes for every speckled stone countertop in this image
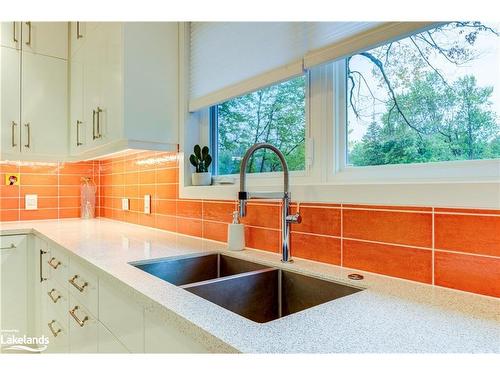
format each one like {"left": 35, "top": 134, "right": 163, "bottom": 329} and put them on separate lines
{"left": 1, "top": 218, "right": 499, "bottom": 353}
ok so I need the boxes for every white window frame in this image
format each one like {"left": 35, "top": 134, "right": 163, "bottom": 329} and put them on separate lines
{"left": 179, "top": 24, "right": 500, "bottom": 209}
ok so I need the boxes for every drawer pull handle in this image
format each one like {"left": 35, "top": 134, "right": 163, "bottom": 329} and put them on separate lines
{"left": 48, "top": 320, "right": 62, "bottom": 337}
{"left": 69, "top": 306, "right": 88, "bottom": 327}
{"left": 47, "top": 288, "right": 61, "bottom": 303}
{"left": 69, "top": 275, "right": 88, "bottom": 292}
{"left": 48, "top": 257, "right": 61, "bottom": 269}
{"left": 40, "top": 249, "right": 47, "bottom": 282}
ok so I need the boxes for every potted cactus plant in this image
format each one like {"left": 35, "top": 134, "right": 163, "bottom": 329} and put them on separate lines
{"left": 189, "top": 144, "right": 213, "bottom": 186}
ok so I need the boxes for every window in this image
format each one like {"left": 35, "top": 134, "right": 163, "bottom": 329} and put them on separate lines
{"left": 210, "top": 76, "right": 307, "bottom": 175}
{"left": 345, "top": 22, "right": 500, "bottom": 167}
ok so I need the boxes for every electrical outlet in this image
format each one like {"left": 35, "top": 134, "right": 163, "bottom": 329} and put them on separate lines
{"left": 25, "top": 194, "right": 38, "bottom": 210}
{"left": 144, "top": 195, "right": 151, "bottom": 214}
{"left": 121, "top": 198, "right": 129, "bottom": 211}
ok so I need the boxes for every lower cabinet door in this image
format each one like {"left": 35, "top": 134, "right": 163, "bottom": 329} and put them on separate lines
{"left": 68, "top": 296, "right": 98, "bottom": 353}
{"left": 0, "top": 235, "right": 28, "bottom": 338}
{"left": 98, "top": 322, "right": 128, "bottom": 353}
{"left": 144, "top": 308, "right": 210, "bottom": 353}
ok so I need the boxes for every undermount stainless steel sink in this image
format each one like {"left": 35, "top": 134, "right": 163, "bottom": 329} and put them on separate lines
{"left": 131, "top": 253, "right": 363, "bottom": 323}
{"left": 184, "top": 268, "right": 362, "bottom": 323}
{"left": 131, "top": 253, "right": 266, "bottom": 286}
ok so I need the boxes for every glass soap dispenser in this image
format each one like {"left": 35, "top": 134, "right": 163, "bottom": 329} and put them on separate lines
{"left": 227, "top": 210, "right": 245, "bottom": 251}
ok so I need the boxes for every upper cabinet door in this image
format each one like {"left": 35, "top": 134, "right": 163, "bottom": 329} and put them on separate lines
{"left": 0, "top": 22, "right": 21, "bottom": 49}
{"left": 70, "top": 22, "right": 100, "bottom": 58}
{"left": 22, "top": 22, "right": 68, "bottom": 59}
{"left": 21, "top": 51, "right": 68, "bottom": 157}
{"left": 0, "top": 46, "right": 21, "bottom": 155}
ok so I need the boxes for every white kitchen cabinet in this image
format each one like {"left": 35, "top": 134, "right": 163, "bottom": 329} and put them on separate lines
{"left": 99, "top": 276, "right": 144, "bottom": 353}
{"left": 21, "top": 21, "right": 68, "bottom": 60}
{"left": 98, "top": 322, "right": 129, "bottom": 353}
{"left": 0, "top": 46, "right": 21, "bottom": 155}
{"left": 0, "top": 235, "right": 29, "bottom": 338}
{"left": 70, "top": 22, "right": 100, "bottom": 58}
{"left": 1, "top": 22, "right": 68, "bottom": 161}
{"left": 144, "top": 308, "right": 210, "bottom": 353}
{"left": 21, "top": 51, "right": 68, "bottom": 158}
{"left": 1, "top": 22, "right": 21, "bottom": 49}
{"left": 69, "top": 22, "right": 179, "bottom": 159}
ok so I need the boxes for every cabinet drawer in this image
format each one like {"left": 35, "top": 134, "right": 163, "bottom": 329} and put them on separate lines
{"left": 42, "top": 314, "right": 69, "bottom": 353}
{"left": 67, "top": 256, "right": 98, "bottom": 317}
{"left": 46, "top": 244, "right": 69, "bottom": 285}
{"left": 43, "top": 278, "right": 69, "bottom": 323}
{"left": 68, "top": 295, "right": 98, "bottom": 353}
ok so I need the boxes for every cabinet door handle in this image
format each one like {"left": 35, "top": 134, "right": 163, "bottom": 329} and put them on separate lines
{"left": 48, "top": 257, "right": 61, "bottom": 269}
{"left": 76, "top": 120, "right": 83, "bottom": 146}
{"left": 96, "top": 107, "right": 102, "bottom": 139}
{"left": 68, "top": 274, "right": 88, "bottom": 292}
{"left": 11, "top": 121, "right": 17, "bottom": 147}
{"left": 92, "top": 109, "right": 97, "bottom": 140}
{"left": 76, "top": 22, "right": 83, "bottom": 39}
{"left": 12, "top": 22, "right": 18, "bottom": 43}
{"left": 47, "top": 288, "right": 62, "bottom": 303}
{"left": 39, "top": 249, "right": 47, "bottom": 283}
{"left": 25, "top": 21, "right": 32, "bottom": 46}
{"left": 48, "top": 320, "right": 62, "bottom": 337}
{"left": 0, "top": 243, "right": 15, "bottom": 250}
{"left": 69, "top": 306, "right": 89, "bottom": 327}
{"left": 24, "top": 122, "right": 31, "bottom": 148}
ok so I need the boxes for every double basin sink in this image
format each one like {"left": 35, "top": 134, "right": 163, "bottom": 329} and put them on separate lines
{"left": 131, "top": 253, "right": 363, "bottom": 323}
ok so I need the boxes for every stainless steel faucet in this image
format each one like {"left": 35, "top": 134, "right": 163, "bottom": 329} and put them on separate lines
{"left": 238, "top": 143, "right": 301, "bottom": 263}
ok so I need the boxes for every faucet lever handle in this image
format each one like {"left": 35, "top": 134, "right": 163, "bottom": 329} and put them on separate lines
{"left": 287, "top": 202, "right": 302, "bottom": 224}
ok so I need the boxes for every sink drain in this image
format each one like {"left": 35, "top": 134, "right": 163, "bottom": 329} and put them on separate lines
{"left": 348, "top": 273, "right": 364, "bottom": 281}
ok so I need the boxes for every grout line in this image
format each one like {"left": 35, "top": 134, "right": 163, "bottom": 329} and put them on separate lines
{"left": 432, "top": 207, "right": 435, "bottom": 285}
{"left": 340, "top": 204, "right": 343, "bottom": 267}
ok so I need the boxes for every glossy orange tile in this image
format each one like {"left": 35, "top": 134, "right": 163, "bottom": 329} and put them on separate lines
{"left": 0, "top": 198, "right": 19, "bottom": 210}
{"left": 20, "top": 174, "right": 58, "bottom": 186}
{"left": 138, "top": 170, "right": 156, "bottom": 184}
{"left": 59, "top": 174, "right": 83, "bottom": 185}
{"left": 435, "top": 213, "right": 500, "bottom": 257}
{"left": 343, "top": 204, "right": 432, "bottom": 212}
{"left": 59, "top": 186, "right": 80, "bottom": 196}
{"left": 138, "top": 213, "right": 156, "bottom": 227}
{"left": 155, "top": 214, "right": 177, "bottom": 232}
{"left": 177, "top": 217, "right": 202, "bottom": 237}
{"left": 291, "top": 232, "right": 341, "bottom": 265}
{"left": 59, "top": 207, "right": 80, "bottom": 218}
{"left": 58, "top": 163, "right": 93, "bottom": 175}
{"left": 245, "top": 226, "right": 280, "bottom": 253}
{"left": 343, "top": 209, "right": 432, "bottom": 248}
{"left": 0, "top": 162, "right": 20, "bottom": 173}
{"left": 0, "top": 210, "right": 19, "bottom": 221}
{"left": 19, "top": 163, "right": 59, "bottom": 174}
{"left": 240, "top": 204, "right": 280, "bottom": 229}
{"left": 291, "top": 206, "right": 340, "bottom": 236}
{"left": 0, "top": 185, "right": 19, "bottom": 198}
{"left": 156, "top": 200, "right": 176, "bottom": 216}
{"left": 343, "top": 239, "right": 432, "bottom": 283}
{"left": 20, "top": 209, "right": 58, "bottom": 221}
{"left": 203, "top": 221, "right": 228, "bottom": 242}
{"left": 177, "top": 200, "right": 202, "bottom": 219}
{"left": 155, "top": 184, "right": 178, "bottom": 199}
{"left": 156, "top": 168, "right": 178, "bottom": 184}
{"left": 202, "top": 201, "right": 235, "bottom": 223}
{"left": 435, "top": 251, "right": 500, "bottom": 298}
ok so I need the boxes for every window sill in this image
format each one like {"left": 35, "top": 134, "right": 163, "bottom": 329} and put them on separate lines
{"left": 179, "top": 179, "right": 500, "bottom": 209}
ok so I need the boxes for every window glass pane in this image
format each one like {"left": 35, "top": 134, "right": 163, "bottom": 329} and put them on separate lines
{"left": 346, "top": 22, "right": 500, "bottom": 167}
{"left": 214, "top": 76, "right": 306, "bottom": 175}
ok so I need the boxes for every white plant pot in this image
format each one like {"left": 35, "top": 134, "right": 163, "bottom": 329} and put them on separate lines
{"left": 192, "top": 172, "right": 212, "bottom": 186}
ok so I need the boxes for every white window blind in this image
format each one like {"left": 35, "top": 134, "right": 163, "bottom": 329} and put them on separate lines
{"left": 188, "top": 22, "right": 435, "bottom": 111}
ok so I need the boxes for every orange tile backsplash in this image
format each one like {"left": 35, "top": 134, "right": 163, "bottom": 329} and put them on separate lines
{"left": 1, "top": 150, "right": 500, "bottom": 298}
{"left": 0, "top": 160, "right": 98, "bottom": 221}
